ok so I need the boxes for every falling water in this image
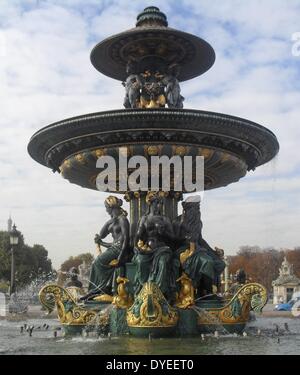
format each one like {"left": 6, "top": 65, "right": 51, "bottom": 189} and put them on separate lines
{"left": 83, "top": 304, "right": 113, "bottom": 337}
{"left": 8, "top": 271, "right": 58, "bottom": 314}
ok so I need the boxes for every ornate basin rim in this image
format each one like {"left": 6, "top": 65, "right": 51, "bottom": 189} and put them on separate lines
{"left": 28, "top": 108, "right": 279, "bottom": 170}
{"left": 90, "top": 27, "right": 216, "bottom": 82}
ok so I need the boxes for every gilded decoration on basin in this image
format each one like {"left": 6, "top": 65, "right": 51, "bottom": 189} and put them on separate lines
{"left": 74, "top": 153, "right": 86, "bottom": 165}
{"left": 93, "top": 294, "right": 114, "bottom": 303}
{"left": 59, "top": 159, "right": 71, "bottom": 176}
{"left": 197, "top": 283, "right": 268, "bottom": 325}
{"left": 199, "top": 148, "right": 214, "bottom": 160}
{"left": 57, "top": 140, "right": 250, "bottom": 193}
{"left": 173, "top": 145, "right": 188, "bottom": 156}
{"left": 176, "top": 273, "right": 195, "bottom": 309}
{"left": 127, "top": 282, "right": 178, "bottom": 328}
{"left": 144, "top": 145, "right": 160, "bottom": 156}
{"left": 39, "top": 284, "right": 99, "bottom": 325}
{"left": 112, "top": 276, "right": 133, "bottom": 309}
{"left": 92, "top": 148, "right": 106, "bottom": 159}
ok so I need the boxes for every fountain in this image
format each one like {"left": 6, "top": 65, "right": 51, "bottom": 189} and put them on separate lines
{"left": 27, "top": 6, "right": 278, "bottom": 337}
{"left": 6, "top": 271, "right": 57, "bottom": 317}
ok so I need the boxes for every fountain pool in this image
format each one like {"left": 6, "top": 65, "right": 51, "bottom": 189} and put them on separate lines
{"left": 0, "top": 316, "right": 299, "bottom": 355}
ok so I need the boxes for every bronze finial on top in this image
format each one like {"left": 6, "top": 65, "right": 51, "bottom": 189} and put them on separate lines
{"left": 136, "top": 6, "right": 168, "bottom": 27}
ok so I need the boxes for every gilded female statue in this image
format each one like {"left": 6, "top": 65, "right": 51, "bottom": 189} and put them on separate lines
{"left": 80, "top": 196, "right": 130, "bottom": 301}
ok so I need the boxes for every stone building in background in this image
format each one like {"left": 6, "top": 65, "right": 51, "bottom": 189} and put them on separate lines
{"left": 273, "top": 257, "right": 300, "bottom": 304}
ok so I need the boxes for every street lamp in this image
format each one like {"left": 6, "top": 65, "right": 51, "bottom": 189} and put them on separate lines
{"left": 9, "top": 224, "right": 19, "bottom": 296}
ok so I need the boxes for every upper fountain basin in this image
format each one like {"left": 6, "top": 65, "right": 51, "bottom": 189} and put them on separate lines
{"left": 27, "top": 108, "right": 279, "bottom": 193}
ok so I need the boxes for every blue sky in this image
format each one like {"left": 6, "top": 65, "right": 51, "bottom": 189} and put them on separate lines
{"left": 0, "top": 0, "right": 300, "bottom": 267}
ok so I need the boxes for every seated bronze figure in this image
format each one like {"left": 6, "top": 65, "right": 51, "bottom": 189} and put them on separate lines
{"left": 80, "top": 196, "right": 130, "bottom": 301}
{"left": 132, "top": 192, "right": 177, "bottom": 301}
{"left": 173, "top": 196, "right": 225, "bottom": 297}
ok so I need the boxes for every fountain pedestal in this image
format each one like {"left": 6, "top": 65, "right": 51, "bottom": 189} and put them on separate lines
{"left": 176, "top": 309, "right": 198, "bottom": 336}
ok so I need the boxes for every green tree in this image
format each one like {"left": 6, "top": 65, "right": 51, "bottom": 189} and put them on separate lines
{"left": 0, "top": 231, "right": 11, "bottom": 281}
{"left": 0, "top": 230, "right": 52, "bottom": 289}
{"left": 229, "top": 247, "right": 293, "bottom": 292}
{"left": 60, "top": 252, "right": 94, "bottom": 272}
